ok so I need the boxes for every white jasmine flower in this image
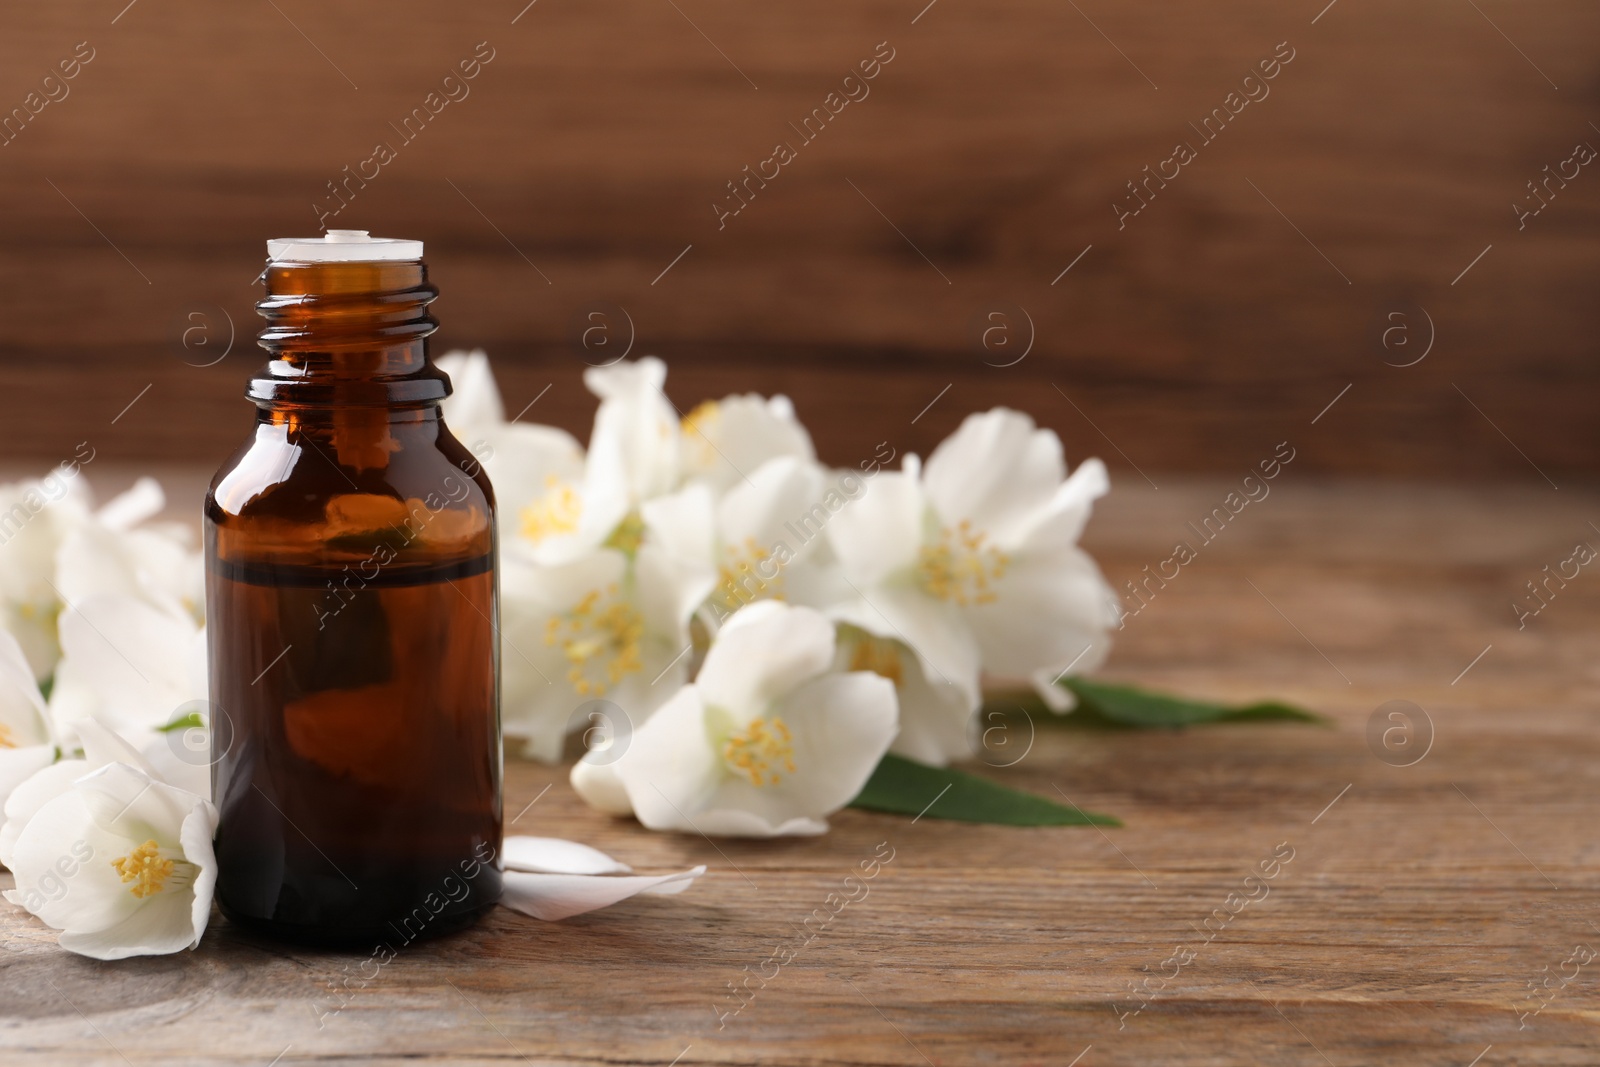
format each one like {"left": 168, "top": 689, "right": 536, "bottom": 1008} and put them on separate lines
{"left": 498, "top": 834, "right": 704, "bottom": 921}
{"left": 445, "top": 353, "right": 683, "bottom": 568}
{"left": 643, "top": 455, "right": 842, "bottom": 629}
{"left": 825, "top": 408, "right": 1120, "bottom": 714}
{"left": 584, "top": 356, "right": 681, "bottom": 509}
{"left": 47, "top": 593, "right": 207, "bottom": 765}
{"left": 500, "top": 544, "right": 709, "bottom": 762}
{"left": 0, "top": 718, "right": 154, "bottom": 870}
{"left": 0, "top": 472, "right": 199, "bottom": 684}
{"left": 3, "top": 756, "right": 217, "bottom": 960}
{"left": 572, "top": 601, "right": 898, "bottom": 837}
{"left": 436, "top": 349, "right": 591, "bottom": 564}
{"left": 0, "top": 472, "right": 94, "bottom": 680}
{"left": 437, "top": 348, "right": 511, "bottom": 431}
{"left": 678, "top": 393, "right": 815, "bottom": 494}
{"left": 832, "top": 626, "right": 976, "bottom": 766}
{"left": 0, "top": 629, "right": 55, "bottom": 810}
{"left": 55, "top": 477, "right": 203, "bottom": 626}
{"left": 496, "top": 357, "right": 685, "bottom": 571}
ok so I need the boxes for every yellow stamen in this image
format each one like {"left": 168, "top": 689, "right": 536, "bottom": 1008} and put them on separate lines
{"left": 544, "top": 584, "right": 645, "bottom": 697}
{"left": 722, "top": 716, "right": 797, "bottom": 787}
{"left": 0, "top": 723, "right": 15, "bottom": 749}
{"left": 713, "top": 537, "right": 785, "bottom": 613}
{"left": 681, "top": 399, "right": 720, "bottom": 441}
{"left": 519, "top": 476, "right": 582, "bottom": 545}
{"left": 110, "top": 840, "right": 174, "bottom": 900}
{"left": 915, "top": 520, "right": 1009, "bottom": 606}
{"left": 681, "top": 399, "right": 724, "bottom": 466}
{"left": 847, "top": 636, "right": 905, "bottom": 688}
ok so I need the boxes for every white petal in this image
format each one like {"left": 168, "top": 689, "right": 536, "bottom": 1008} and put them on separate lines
{"left": 696, "top": 603, "right": 835, "bottom": 716}
{"left": 47, "top": 788, "right": 214, "bottom": 959}
{"left": 823, "top": 467, "right": 923, "bottom": 586}
{"left": 437, "top": 349, "right": 507, "bottom": 426}
{"left": 177, "top": 800, "right": 218, "bottom": 951}
{"left": 828, "top": 586, "right": 981, "bottom": 708}
{"left": 616, "top": 686, "right": 723, "bottom": 833}
{"left": 584, "top": 353, "right": 668, "bottom": 403}
{"left": 479, "top": 423, "right": 588, "bottom": 562}
{"left": 57, "top": 887, "right": 198, "bottom": 960}
{"left": 498, "top": 865, "right": 706, "bottom": 921}
{"left": 0, "top": 476, "right": 93, "bottom": 679}
{"left": 0, "top": 758, "right": 86, "bottom": 868}
{"left": 715, "top": 456, "right": 827, "bottom": 562}
{"left": 480, "top": 424, "right": 585, "bottom": 509}
{"left": 95, "top": 477, "right": 166, "bottom": 531}
{"left": 499, "top": 548, "right": 692, "bottom": 763}
{"left": 657, "top": 678, "right": 895, "bottom": 839}
{"left": 0, "top": 745, "right": 55, "bottom": 819}
{"left": 75, "top": 761, "right": 210, "bottom": 847}
{"left": 75, "top": 717, "right": 157, "bottom": 776}
{"left": 12, "top": 763, "right": 215, "bottom": 958}
{"left": 765, "top": 672, "right": 898, "bottom": 815}
{"left": 635, "top": 541, "right": 714, "bottom": 639}
{"left": 570, "top": 755, "right": 634, "bottom": 816}
{"left": 966, "top": 544, "right": 1119, "bottom": 679}
{"left": 922, "top": 409, "right": 1063, "bottom": 547}
{"left": 640, "top": 483, "right": 718, "bottom": 597}
{"left": 140, "top": 736, "right": 213, "bottom": 800}
{"left": 1013, "top": 456, "right": 1111, "bottom": 548}
{"left": 11, "top": 791, "right": 144, "bottom": 932}
{"left": 680, "top": 393, "right": 816, "bottom": 493}
{"left": 584, "top": 357, "right": 679, "bottom": 504}
{"left": 503, "top": 835, "right": 632, "bottom": 875}
{"left": 835, "top": 635, "right": 976, "bottom": 766}
{"left": 53, "top": 595, "right": 202, "bottom": 743}
{"left": 56, "top": 522, "right": 194, "bottom": 622}
{"left": 683, "top": 810, "right": 829, "bottom": 837}
{"left": 0, "top": 627, "right": 49, "bottom": 747}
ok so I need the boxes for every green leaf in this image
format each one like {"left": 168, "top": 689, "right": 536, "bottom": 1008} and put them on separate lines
{"left": 849, "top": 753, "right": 1120, "bottom": 827}
{"left": 157, "top": 711, "right": 206, "bottom": 733}
{"left": 38, "top": 674, "right": 53, "bottom": 703}
{"left": 1060, "top": 678, "right": 1327, "bottom": 729}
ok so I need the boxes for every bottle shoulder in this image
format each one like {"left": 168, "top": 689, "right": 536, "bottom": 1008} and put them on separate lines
{"left": 207, "top": 417, "right": 495, "bottom": 566}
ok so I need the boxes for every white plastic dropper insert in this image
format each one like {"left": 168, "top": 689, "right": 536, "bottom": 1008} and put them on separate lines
{"left": 265, "top": 229, "right": 423, "bottom": 264}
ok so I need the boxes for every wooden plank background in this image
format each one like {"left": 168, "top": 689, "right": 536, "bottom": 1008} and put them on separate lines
{"left": 5, "top": 474, "right": 1600, "bottom": 1064}
{"left": 0, "top": 1, "right": 1596, "bottom": 479}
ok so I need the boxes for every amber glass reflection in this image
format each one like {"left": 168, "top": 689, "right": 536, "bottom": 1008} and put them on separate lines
{"left": 205, "top": 258, "right": 502, "bottom": 946}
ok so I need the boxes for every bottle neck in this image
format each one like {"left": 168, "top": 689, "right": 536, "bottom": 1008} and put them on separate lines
{"left": 251, "top": 259, "right": 449, "bottom": 409}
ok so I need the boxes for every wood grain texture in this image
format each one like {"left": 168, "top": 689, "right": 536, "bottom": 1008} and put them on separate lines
{"left": 3, "top": 473, "right": 1599, "bottom": 1064}
{"left": 0, "top": 2, "right": 1596, "bottom": 478}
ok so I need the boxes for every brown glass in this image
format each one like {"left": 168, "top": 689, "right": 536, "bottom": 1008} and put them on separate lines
{"left": 205, "top": 257, "right": 502, "bottom": 946}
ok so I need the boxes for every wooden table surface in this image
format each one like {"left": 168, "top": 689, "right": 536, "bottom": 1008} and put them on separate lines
{"left": 4, "top": 476, "right": 1599, "bottom": 1065}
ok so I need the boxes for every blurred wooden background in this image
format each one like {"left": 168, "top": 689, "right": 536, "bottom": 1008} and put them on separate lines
{"left": 0, "top": 1, "right": 1595, "bottom": 479}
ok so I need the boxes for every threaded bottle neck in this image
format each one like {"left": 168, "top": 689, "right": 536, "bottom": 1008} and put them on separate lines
{"left": 250, "top": 260, "right": 449, "bottom": 408}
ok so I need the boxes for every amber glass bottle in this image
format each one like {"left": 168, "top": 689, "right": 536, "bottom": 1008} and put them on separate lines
{"left": 206, "top": 231, "right": 502, "bottom": 945}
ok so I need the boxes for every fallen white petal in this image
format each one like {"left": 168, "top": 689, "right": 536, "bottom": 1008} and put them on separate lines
{"left": 503, "top": 835, "right": 632, "bottom": 875}
{"left": 498, "top": 865, "right": 706, "bottom": 921}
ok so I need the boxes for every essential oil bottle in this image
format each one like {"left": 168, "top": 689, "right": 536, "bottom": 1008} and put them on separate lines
{"left": 205, "top": 231, "right": 502, "bottom": 945}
